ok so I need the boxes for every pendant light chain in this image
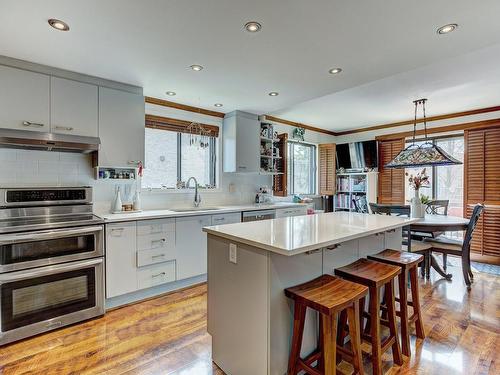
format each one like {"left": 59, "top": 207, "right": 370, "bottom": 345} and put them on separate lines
{"left": 422, "top": 98, "right": 428, "bottom": 140}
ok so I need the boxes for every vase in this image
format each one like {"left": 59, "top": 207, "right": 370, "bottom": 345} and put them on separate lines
{"left": 411, "top": 189, "right": 424, "bottom": 218}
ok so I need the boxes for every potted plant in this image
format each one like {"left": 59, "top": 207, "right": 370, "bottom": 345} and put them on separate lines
{"left": 406, "top": 168, "right": 430, "bottom": 218}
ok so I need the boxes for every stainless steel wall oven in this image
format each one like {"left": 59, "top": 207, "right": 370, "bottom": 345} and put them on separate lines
{"left": 0, "top": 187, "right": 104, "bottom": 345}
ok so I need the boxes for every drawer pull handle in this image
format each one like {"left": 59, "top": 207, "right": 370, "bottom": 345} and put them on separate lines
{"left": 306, "top": 249, "right": 321, "bottom": 255}
{"left": 213, "top": 218, "right": 225, "bottom": 222}
{"left": 386, "top": 229, "right": 396, "bottom": 233}
{"left": 326, "top": 244, "right": 340, "bottom": 251}
{"left": 22, "top": 121, "right": 44, "bottom": 128}
{"left": 152, "top": 254, "right": 166, "bottom": 259}
{"left": 151, "top": 238, "right": 167, "bottom": 246}
{"left": 54, "top": 126, "right": 74, "bottom": 131}
{"left": 152, "top": 272, "right": 166, "bottom": 278}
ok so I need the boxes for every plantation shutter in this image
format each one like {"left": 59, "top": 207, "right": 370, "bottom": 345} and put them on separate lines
{"left": 318, "top": 143, "right": 336, "bottom": 195}
{"left": 377, "top": 138, "right": 405, "bottom": 204}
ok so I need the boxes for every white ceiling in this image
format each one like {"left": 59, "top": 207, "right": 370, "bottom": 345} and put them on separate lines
{"left": 1, "top": 0, "right": 500, "bottom": 130}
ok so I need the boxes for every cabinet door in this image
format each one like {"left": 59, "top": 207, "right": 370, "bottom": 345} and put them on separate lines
{"left": 211, "top": 212, "right": 241, "bottom": 225}
{"left": 105, "top": 222, "right": 137, "bottom": 298}
{"left": 175, "top": 215, "right": 212, "bottom": 280}
{"left": 358, "top": 233, "right": 385, "bottom": 258}
{"left": 323, "top": 240, "right": 359, "bottom": 274}
{"left": 0, "top": 65, "right": 49, "bottom": 131}
{"left": 98, "top": 87, "right": 145, "bottom": 167}
{"left": 50, "top": 77, "right": 98, "bottom": 137}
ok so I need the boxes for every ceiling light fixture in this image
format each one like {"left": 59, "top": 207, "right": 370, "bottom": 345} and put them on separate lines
{"left": 329, "top": 67, "right": 342, "bottom": 75}
{"left": 268, "top": 92, "right": 279, "bottom": 96}
{"left": 214, "top": 103, "right": 223, "bottom": 107}
{"left": 437, "top": 23, "right": 458, "bottom": 35}
{"left": 385, "top": 99, "right": 462, "bottom": 169}
{"left": 244, "top": 21, "right": 262, "bottom": 33}
{"left": 190, "top": 64, "right": 204, "bottom": 71}
{"left": 48, "top": 18, "right": 70, "bottom": 31}
{"left": 166, "top": 91, "right": 176, "bottom": 96}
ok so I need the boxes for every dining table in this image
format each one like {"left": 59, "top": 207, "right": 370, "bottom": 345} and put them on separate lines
{"left": 411, "top": 214, "right": 470, "bottom": 280}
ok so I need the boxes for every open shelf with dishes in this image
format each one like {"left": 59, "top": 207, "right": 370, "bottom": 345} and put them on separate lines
{"left": 333, "top": 172, "right": 378, "bottom": 212}
{"left": 259, "top": 122, "right": 284, "bottom": 175}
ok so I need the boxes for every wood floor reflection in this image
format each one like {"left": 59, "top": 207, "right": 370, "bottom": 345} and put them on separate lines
{"left": 0, "top": 258, "right": 498, "bottom": 375}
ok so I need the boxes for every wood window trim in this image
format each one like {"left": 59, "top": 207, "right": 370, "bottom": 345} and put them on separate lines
{"left": 145, "top": 114, "right": 219, "bottom": 137}
{"left": 145, "top": 97, "right": 225, "bottom": 118}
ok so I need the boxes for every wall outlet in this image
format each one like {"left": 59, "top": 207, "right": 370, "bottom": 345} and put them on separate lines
{"left": 229, "top": 243, "right": 237, "bottom": 264}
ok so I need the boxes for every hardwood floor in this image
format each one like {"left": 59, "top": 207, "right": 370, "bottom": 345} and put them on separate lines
{"left": 0, "top": 259, "right": 498, "bottom": 375}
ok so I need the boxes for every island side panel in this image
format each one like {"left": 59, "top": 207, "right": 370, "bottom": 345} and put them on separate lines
{"left": 384, "top": 228, "right": 403, "bottom": 250}
{"left": 207, "top": 235, "right": 269, "bottom": 375}
{"left": 269, "top": 250, "right": 323, "bottom": 375}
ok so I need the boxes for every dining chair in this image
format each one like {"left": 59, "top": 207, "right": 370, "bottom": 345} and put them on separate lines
{"left": 424, "top": 204, "right": 484, "bottom": 290}
{"left": 368, "top": 203, "right": 432, "bottom": 276}
{"left": 425, "top": 200, "right": 449, "bottom": 215}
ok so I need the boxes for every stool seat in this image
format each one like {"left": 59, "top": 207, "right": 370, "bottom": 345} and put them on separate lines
{"left": 285, "top": 274, "right": 368, "bottom": 315}
{"left": 335, "top": 258, "right": 401, "bottom": 287}
{"left": 368, "top": 249, "right": 423, "bottom": 268}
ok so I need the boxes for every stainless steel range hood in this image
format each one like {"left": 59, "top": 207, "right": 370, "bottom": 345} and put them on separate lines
{"left": 0, "top": 128, "right": 100, "bottom": 153}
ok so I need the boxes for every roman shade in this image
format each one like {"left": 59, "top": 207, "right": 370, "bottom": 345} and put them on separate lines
{"left": 145, "top": 114, "right": 219, "bottom": 137}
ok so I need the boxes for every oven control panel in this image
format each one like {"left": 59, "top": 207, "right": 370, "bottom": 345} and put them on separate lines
{"left": 1, "top": 187, "right": 92, "bottom": 206}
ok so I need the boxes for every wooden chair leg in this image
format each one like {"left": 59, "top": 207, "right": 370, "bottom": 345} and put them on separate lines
{"left": 318, "top": 312, "right": 324, "bottom": 372}
{"left": 468, "top": 258, "right": 474, "bottom": 280}
{"left": 425, "top": 252, "right": 431, "bottom": 280}
{"left": 385, "top": 279, "right": 403, "bottom": 366}
{"left": 409, "top": 267, "right": 425, "bottom": 339}
{"left": 322, "top": 312, "right": 338, "bottom": 375}
{"left": 287, "top": 302, "right": 306, "bottom": 375}
{"left": 369, "top": 287, "right": 382, "bottom": 375}
{"left": 398, "top": 269, "right": 411, "bottom": 357}
{"left": 347, "top": 302, "right": 364, "bottom": 375}
{"left": 442, "top": 253, "right": 448, "bottom": 271}
{"left": 461, "top": 256, "right": 472, "bottom": 290}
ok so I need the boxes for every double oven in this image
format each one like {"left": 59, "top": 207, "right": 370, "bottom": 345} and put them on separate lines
{"left": 0, "top": 187, "right": 104, "bottom": 345}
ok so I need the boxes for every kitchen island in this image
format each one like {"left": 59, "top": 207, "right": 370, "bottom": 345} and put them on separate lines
{"left": 203, "top": 211, "right": 417, "bottom": 375}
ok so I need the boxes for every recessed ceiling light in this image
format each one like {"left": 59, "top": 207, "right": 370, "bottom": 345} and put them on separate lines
{"left": 214, "top": 103, "right": 223, "bottom": 107}
{"left": 328, "top": 67, "right": 342, "bottom": 75}
{"left": 165, "top": 91, "right": 176, "bottom": 96}
{"left": 268, "top": 92, "right": 279, "bottom": 96}
{"left": 48, "top": 18, "right": 70, "bottom": 31}
{"left": 244, "top": 21, "right": 262, "bottom": 33}
{"left": 437, "top": 23, "right": 458, "bottom": 35}
{"left": 190, "top": 64, "right": 204, "bottom": 71}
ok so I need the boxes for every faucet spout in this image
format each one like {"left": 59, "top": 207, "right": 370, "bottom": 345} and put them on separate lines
{"left": 186, "top": 177, "right": 202, "bottom": 207}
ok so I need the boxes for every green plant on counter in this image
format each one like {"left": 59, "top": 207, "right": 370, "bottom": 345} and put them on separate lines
{"left": 420, "top": 194, "right": 431, "bottom": 205}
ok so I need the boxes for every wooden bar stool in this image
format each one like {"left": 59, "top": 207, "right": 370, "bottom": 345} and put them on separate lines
{"left": 367, "top": 249, "right": 426, "bottom": 357}
{"left": 285, "top": 274, "right": 368, "bottom": 375}
{"left": 335, "top": 259, "right": 403, "bottom": 375}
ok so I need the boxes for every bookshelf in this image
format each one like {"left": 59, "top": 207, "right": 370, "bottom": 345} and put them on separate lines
{"left": 334, "top": 172, "right": 378, "bottom": 212}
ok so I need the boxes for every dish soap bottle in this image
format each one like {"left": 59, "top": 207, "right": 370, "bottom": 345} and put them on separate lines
{"left": 113, "top": 186, "right": 123, "bottom": 213}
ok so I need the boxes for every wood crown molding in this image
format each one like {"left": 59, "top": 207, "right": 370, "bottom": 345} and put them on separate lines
{"left": 335, "top": 105, "right": 500, "bottom": 136}
{"left": 263, "top": 115, "right": 337, "bottom": 136}
{"left": 145, "top": 96, "right": 225, "bottom": 118}
{"left": 375, "top": 117, "right": 500, "bottom": 141}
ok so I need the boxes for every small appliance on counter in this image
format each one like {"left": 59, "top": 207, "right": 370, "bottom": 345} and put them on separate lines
{"left": 0, "top": 187, "right": 104, "bottom": 346}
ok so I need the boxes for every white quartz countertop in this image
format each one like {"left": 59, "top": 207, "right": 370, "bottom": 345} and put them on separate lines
{"left": 97, "top": 202, "right": 306, "bottom": 223}
{"left": 203, "top": 211, "right": 419, "bottom": 256}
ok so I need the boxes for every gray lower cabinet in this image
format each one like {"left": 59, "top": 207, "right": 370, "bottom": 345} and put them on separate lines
{"left": 175, "top": 215, "right": 212, "bottom": 280}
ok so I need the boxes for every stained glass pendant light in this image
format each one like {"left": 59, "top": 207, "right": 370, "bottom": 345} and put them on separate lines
{"left": 385, "top": 99, "right": 462, "bottom": 168}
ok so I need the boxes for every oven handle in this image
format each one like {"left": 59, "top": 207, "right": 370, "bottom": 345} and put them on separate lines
{"left": 0, "top": 225, "right": 103, "bottom": 245}
{"left": 0, "top": 257, "right": 103, "bottom": 283}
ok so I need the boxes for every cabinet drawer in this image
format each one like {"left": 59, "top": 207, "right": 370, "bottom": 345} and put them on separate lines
{"left": 137, "top": 232, "right": 175, "bottom": 252}
{"left": 137, "top": 261, "right": 176, "bottom": 289}
{"left": 137, "top": 218, "right": 175, "bottom": 236}
{"left": 211, "top": 212, "right": 241, "bottom": 225}
{"left": 137, "top": 247, "right": 176, "bottom": 267}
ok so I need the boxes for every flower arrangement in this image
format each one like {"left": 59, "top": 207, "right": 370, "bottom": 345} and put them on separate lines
{"left": 406, "top": 168, "right": 430, "bottom": 190}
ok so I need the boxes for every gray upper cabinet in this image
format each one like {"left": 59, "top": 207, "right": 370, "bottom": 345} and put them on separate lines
{"left": 0, "top": 65, "right": 50, "bottom": 132}
{"left": 98, "top": 87, "right": 145, "bottom": 167}
{"left": 50, "top": 77, "right": 98, "bottom": 137}
{"left": 223, "top": 111, "right": 260, "bottom": 173}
